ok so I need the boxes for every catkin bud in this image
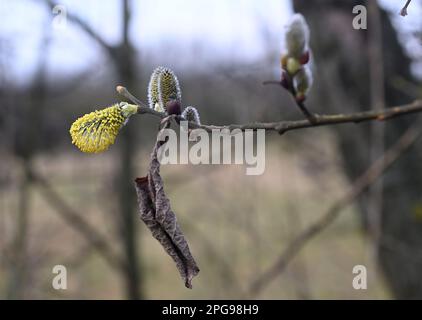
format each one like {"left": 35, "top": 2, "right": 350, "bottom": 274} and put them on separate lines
{"left": 182, "top": 106, "right": 201, "bottom": 125}
{"left": 299, "top": 50, "right": 310, "bottom": 65}
{"left": 158, "top": 67, "right": 182, "bottom": 113}
{"left": 280, "top": 71, "right": 289, "bottom": 89}
{"left": 148, "top": 66, "right": 182, "bottom": 114}
{"left": 286, "top": 57, "right": 301, "bottom": 75}
{"left": 285, "top": 14, "right": 310, "bottom": 59}
{"left": 281, "top": 54, "right": 288, "bottom": 69}
{"left": 154, "top": 102, "right": 165, "bottom": 113}
{"left": 294, "top": 66, "right": 313, "bottom": 101}
{"left": 166, "top": 100, "right": 182, "bottom": 116}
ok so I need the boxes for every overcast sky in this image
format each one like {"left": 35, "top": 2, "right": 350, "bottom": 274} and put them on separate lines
{"left": 0, "top": 0, "right": 421, "bottom": 86}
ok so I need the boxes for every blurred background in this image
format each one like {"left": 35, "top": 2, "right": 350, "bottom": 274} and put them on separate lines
{"left": 0, "top": 0, "right": 422, "bottom": 299}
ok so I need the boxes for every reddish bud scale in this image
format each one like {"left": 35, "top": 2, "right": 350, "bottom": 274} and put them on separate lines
{"left": 300, "top": 51, "right": 310, "bottom": 65}
{"left": 166, "top": 100, "right": 182, "bottom": 116}
{"left": 281, "top": 55, "right": 288, "bottom": 69}
{"left": 295, "top": 93, "right": 306, "bottom": 103}
{"left": 280, "top": 71, "right": 290, "bottom": 90}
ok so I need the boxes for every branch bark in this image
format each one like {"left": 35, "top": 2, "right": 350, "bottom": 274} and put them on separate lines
{"left": 117, "top": 86, "right": 422, "bottom": 134}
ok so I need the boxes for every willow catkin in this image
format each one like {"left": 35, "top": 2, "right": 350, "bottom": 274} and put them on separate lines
{"left": 69, "top": 103, "right": 137, "bottom": 153}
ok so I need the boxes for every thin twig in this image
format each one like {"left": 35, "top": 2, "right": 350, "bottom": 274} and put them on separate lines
{"left": 248, "top": 121, "right": 422, "bottom": 297}
{"left": 116, "top": 85, "right": 149, "bottom": 109}
{"left": 116, "top": 86, "right": 422, "bottom": 135}
{"left": 296, "top": 100, "right": 317, "bottom": 124}
{"left": 285, "top": 72, "right": 317, "bottom": 124}
{"left": 400, "top": 0, "right": 412, "bottom": 16}
{"left": 263, "top": 72, "right": 317, "bottom": 123}
{"left": 262, "top": 80, "right": 283, "bottom": 86}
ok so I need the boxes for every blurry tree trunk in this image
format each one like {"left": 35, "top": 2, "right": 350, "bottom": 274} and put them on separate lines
{"left": 367, "top": 1, "right": 385, "bottom": 262}
{"left": 294, "top": 0, "right": 422, "bottom": 298}
{"left": 7, "top": 33, "right": 50, "bottom": 298}
{"left": 113, "top": 0, "right": 142, "bottom": 299}
{"left": 44, "top": 0, "right": 143, "bottom": 299}
{"left": 7, "top": 159, "right": 31, "bottom": 299}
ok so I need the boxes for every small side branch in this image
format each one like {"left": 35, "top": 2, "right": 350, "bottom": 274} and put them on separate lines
{"left": 263, "top": 73, "right": 317, "bottom": 123}
{"left": 400, "top": 0, "right": 412, "bottom": 16}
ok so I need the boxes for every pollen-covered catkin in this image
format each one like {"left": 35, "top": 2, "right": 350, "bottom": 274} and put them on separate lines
{"left": 69, "top": 103, "right": 137, "bottom": 153}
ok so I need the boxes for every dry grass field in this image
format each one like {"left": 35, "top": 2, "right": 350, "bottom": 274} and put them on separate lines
{"left": 0, "top": 129, "right": 391, "bottom": 299}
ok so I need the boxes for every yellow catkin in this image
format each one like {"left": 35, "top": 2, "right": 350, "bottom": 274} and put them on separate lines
{"left": 69, "top": 104, "right": 126, "bottom": 153}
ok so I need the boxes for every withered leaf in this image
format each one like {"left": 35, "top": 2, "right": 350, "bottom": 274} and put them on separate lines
{"left": 134, "top": 118, "right": 199, "bottom": 289}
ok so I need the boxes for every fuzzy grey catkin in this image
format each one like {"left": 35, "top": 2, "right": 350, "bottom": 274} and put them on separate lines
{"left": 147, "top": 66, "right": 182, "bottom": 114}
{"left": 182, "top": 106, "right": 201, "bottom": 125}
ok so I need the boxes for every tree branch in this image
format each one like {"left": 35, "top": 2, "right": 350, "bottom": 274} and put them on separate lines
{"left": 44, "top": 0, "right": 115, "bottom": 57}
{"left": 264, "top": 72, "right": 317, "bottom": 123}
{"left": 400, "top": 0, "right": 412, "bottom": 16}
{"left": 248, "top": 121, "right": 422, "bottom": 297}
{"left": 117, "top": 85, "right": 422, "bottom": 135}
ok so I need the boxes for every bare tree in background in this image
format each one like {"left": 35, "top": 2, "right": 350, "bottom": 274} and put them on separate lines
{"left": 44, "top": 0, "right": 143, "bottom": 299}
{"left": 6, "top": 28, "right": 50, "bottom": 299}
{"left": 294, "top": 0, "right": 422, "bottom": 298}
{"left": 2, "top": 0, "right": 422, "bottom": 299}
{"left": 113, "top": 0, "right": 142, "bottom": 300}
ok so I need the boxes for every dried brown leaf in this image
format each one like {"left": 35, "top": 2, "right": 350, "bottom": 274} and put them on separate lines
{"left": 134, "top": 118, "right": 199, "bottom": 288}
